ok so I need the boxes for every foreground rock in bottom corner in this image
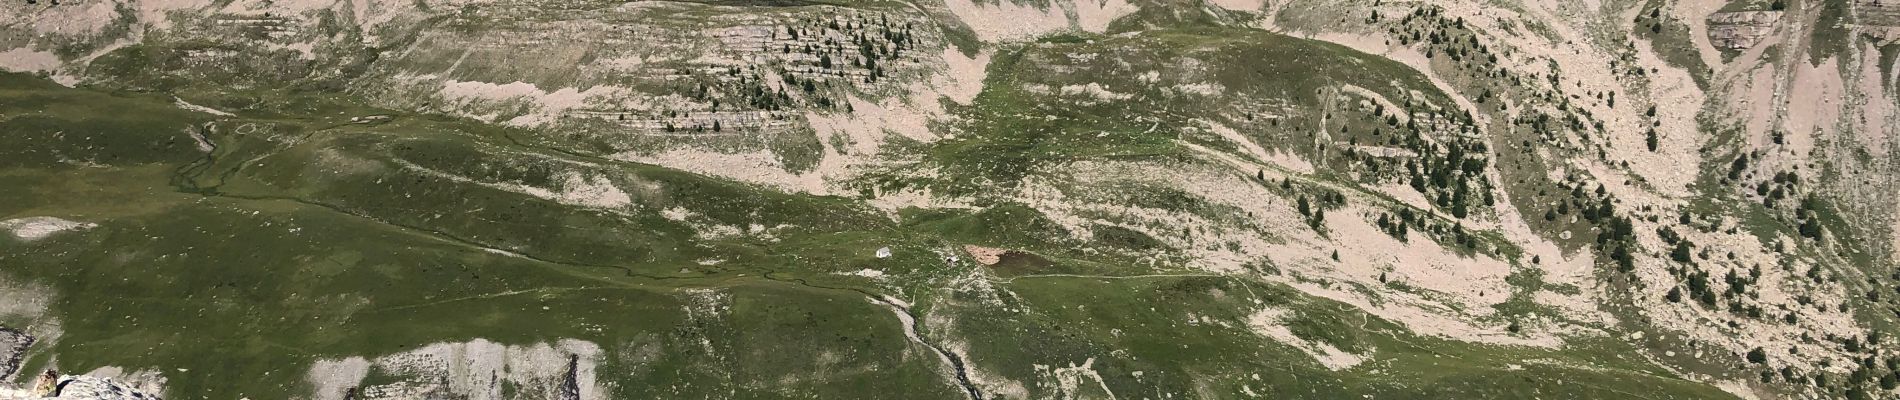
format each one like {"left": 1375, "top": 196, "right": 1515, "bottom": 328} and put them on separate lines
{"left": 45, "top": 375, "right": 162, "bottom": 400}
{"left": 0, "top": 327, "right": 32, "bottom": 381}
{"left": 0, "top": 370, "right": 160, "bottom": 400}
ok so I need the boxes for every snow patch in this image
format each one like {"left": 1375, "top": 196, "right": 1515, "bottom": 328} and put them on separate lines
{"left": 396, "top": 160, "right": 631, "bottom": 209}
{"left": 173, "top": 97, "right": 234, "bottom": 117}
{"left": 1, "top": 217, "right": 98, "bottom": 242}
{"left": 1246, "top": 307, "right": 1367, "bottom": 370}
{"left": 840, "top": 268, "right": 887, "bottom": 280}
{"left": 1057, "top": 83, "right": 1133, "bottom": 104}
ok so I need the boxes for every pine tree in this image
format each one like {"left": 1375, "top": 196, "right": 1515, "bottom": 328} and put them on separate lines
{"left": 1798, "top": 216, "right": 1823, "bottom": 239}
{"left": 1728, "top": 154, "right": 1749, "bottom": 180}
{"left": 1671, "top": 241, "right": 1694, "bottom": 263}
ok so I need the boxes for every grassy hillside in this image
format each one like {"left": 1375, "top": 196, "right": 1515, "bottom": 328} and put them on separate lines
{"left": 0, "top": 49, "right": 1732, "bottom": 398}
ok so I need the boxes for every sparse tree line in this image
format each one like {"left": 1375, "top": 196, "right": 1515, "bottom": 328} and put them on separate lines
{"left": 1374, "top": 3, "right": 1899, "bottom": 398}
{"left": 633, "top": 12, "right": 922, "bottom": 133}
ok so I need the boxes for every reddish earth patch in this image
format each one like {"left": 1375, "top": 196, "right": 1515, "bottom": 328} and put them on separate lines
{"left": 962, "top": 244, "right": 1054, "bottom": 275}
{"left": 963, "top": 245, "right": 1007, "bottom": 266}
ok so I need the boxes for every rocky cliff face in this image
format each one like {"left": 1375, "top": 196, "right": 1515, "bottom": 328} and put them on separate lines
{"left": 0, "top": 328, "right": 31, "bottom": 384}
{"left": 306, "top": 339, "right": 603, "bottom": 400}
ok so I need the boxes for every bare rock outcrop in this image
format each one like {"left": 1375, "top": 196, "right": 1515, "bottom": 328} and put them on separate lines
{"left": 0, "top": 370, "right": 160, "bottom": 400}
{"left": 1707, "top": 11, "right": 1783, "bottom": 50}
{"left": 0, "top": 328, "right": 31, "bottom": 382}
